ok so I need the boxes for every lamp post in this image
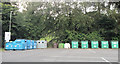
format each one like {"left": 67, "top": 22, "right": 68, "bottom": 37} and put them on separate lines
{"left": 5, "top": 11, "right": 13, "bottom": 42}
{"left": 9, "top": 11, "right": 13, "bottom": 32}
{"left": 4, "top": 11, "right": 13, "bottom": 48}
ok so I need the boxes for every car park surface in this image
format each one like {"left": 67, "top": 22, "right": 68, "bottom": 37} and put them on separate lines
{"left": 2, "top": 48, "right": 118, "bottom": 62}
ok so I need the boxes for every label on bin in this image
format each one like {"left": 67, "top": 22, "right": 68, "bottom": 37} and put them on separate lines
{"left": 84, "top": 46, "right": 86, "bottom": 47}
{"left": 103, "top": 43, "right": 106, "bottom": 44}
{"left": 104, "top": 46, "right": 106, "bottom": 47}
{"left": 6, "top": 45, "right": 9, "bottom": 47}
{"left": 74, "top": 46, "right": 76, "bottom": 47}
{"left": 94, "top": 46, "right": 96, "bottom": 47}
{"left": 113, "top": 42, "right": 117, "bottom": 44}
{"left": 15, "top": 45, "right": 17, "bottom": 47}
{"left": 114, "top": 45, "right": 116, "bottom": 47}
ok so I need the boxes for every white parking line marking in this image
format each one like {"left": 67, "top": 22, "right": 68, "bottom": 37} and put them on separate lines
{"left": 101, "top": 57, "right": 109, "bottom": 62}
{"left": 118, "top": 62, "right": 120, "bottom": 64}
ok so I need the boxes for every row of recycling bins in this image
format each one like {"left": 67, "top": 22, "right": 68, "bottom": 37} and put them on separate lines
{"left": 5, "top": 39, "right": 119, "bottom": 50}
{"left": 58, "top": 41, "right": 119, "bottom": 49}
{"left": 5, "top": 39, "right": 47, "bottom": 50}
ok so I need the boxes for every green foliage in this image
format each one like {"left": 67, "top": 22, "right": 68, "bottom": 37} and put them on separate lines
{"left": 1, "top": 2, "right": 120, "bottom": 45}
{"left": 112, "top": 37, "right": 119, "bottom": 40}
{"left": 40, "top": 35, "right": 56, "bottom": 42}
{"left": 86, "top": 31, "right": 104, "bottom": 41}
{"left": 65, "top": 30, "right": 87, "bottom": 41}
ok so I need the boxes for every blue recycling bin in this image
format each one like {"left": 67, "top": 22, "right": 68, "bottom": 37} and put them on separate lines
{"left": 34, "top": 41, "right": 37, "bottom": 49}
{"left": 13, "top": 39, "right": 27, "bottom": 50}
{"left": 32, "top": 40, "right": 37, "bottom": 49}
{"left": 31, "top": 40, "right": 35, "bottom": 49}
{"left": 27, "top": 40, "right": 32, "bottom": 49}
{"left": 5, "top": 42, "right": 14, "bottom": 50}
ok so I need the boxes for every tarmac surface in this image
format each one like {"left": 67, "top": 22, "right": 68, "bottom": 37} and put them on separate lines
{"left": 0, "top": 51, "right": 2, "bottom": 64}
{"left": 2, "top": 48, "right": 119, "bottom": 62}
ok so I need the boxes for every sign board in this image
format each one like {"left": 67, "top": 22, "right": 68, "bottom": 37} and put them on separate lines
{"left": 5, "top": 32, "right": 11, "bottom": 42}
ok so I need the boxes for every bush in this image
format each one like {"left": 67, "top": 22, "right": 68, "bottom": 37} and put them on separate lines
{"left": 86, "top": 31, "right": 104, "bottom": 41}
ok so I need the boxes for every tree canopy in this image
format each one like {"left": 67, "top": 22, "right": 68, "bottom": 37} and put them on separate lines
{"left": 1, "top": 2, "right": 120, "bottom": 45}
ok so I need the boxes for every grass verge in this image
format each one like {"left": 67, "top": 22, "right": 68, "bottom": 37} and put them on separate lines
{"left": 0, "top": 48, "right": 4, "bottom": 51}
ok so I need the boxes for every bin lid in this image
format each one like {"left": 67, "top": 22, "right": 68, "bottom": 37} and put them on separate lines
{"left": 111, "top": 41, "right": 118, "bottom": 42}
{"left": 59, "top": 43, "right": 64, "bottom": 44}
{"left": 71, "top": 41, "right": 78, "bottom": 43}
{"left": 101, "top": 41, "right": 108, "bottom": 42}
{"left": 91, "top": 41, "right": 98, "bottom": 42}
{"left": 81, "top": 41, "right": 88, "bottom": 43}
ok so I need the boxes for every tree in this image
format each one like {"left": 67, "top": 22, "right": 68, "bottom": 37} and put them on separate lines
{"left": 2, "top": 2, "right": 120, "bottom": 46}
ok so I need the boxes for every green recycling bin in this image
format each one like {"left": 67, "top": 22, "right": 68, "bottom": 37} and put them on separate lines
{"left": 71, "top": 41, "right": 78, "bottom": 48}
{"left": 58, "top": 43, "right": 64, "bottom": 48}
{"left": 111, "top": 41, "right": 119, "bottom": 48}
{"left": 91, "top": 41, "right": 99, "bottom": 48}
{"left": 101, "top": 41, "right": 109, "bottom": 48}
{"left": 81, "top": 41, "right": 88, "bottom": 48}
